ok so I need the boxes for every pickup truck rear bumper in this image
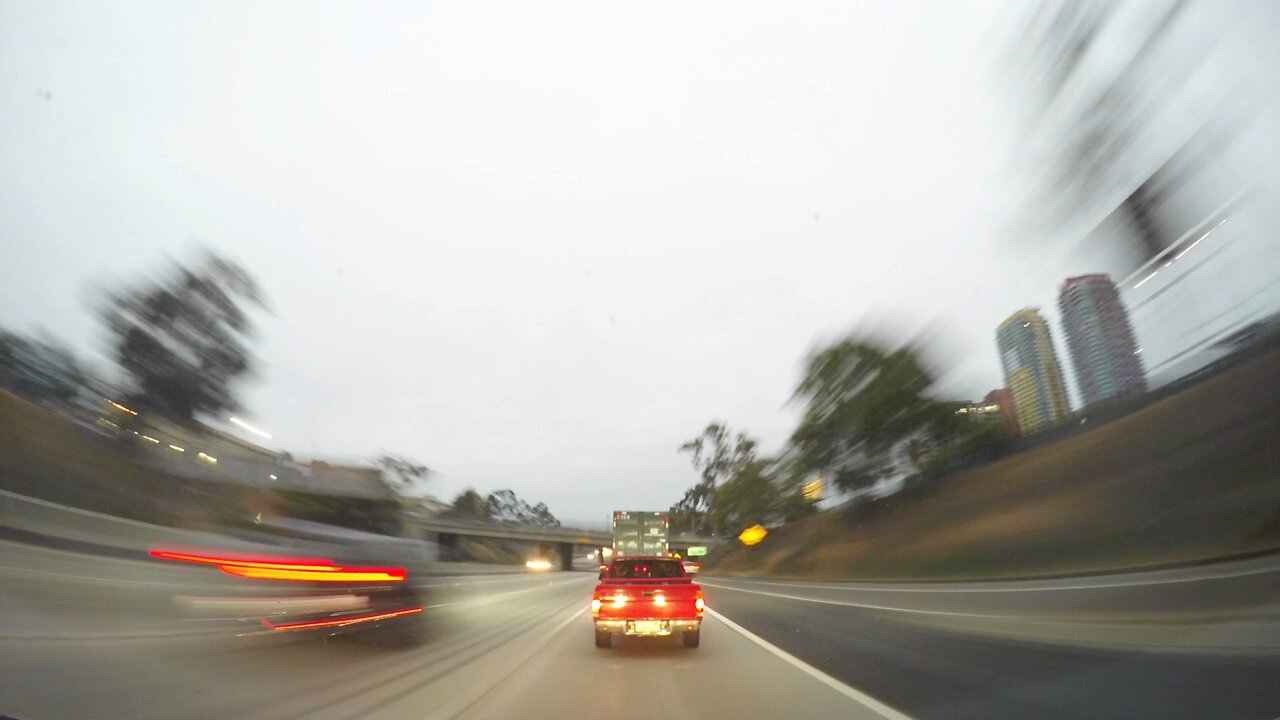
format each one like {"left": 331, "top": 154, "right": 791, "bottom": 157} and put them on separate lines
{"left": 595, "top": 618, "right": 701, "bottom": 636}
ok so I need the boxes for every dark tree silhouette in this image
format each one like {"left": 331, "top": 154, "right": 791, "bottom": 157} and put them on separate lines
{"left": 99, "top": 252, "right": 263, "bottom": 419}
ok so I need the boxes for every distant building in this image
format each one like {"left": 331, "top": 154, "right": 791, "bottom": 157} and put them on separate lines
{"left": 133, "top": 417, "right": 392, "bottom": 500}
{"left": 1059, "top": 274, "right": 1147, "bottom": 407}
{"left": 955, "top": 399, "right": 1000, "bottom": 419}
{"left": 985, "top": 389, "right": 1020, "bottom": 437}
{"left": 301, "top": 461, "right": 396, "bottom": 500}
{"left": 956, "top": 389, "right": 1021, "bottom": 437}
{"left": 996, "top": 309, "right": 1070, "bottom": 434}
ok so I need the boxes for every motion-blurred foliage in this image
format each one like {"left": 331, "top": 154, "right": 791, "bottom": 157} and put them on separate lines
{"left": 98, "top": 251, "right": 263, "bottom": 420}
{"left": 673, "top": 423, "right": 817, "bottom": 537}
{"left": 448, "top": 487, "right": 560, "bottom": 528}
{"left": 0, "top": 330, "right": 86, "bottom": 408}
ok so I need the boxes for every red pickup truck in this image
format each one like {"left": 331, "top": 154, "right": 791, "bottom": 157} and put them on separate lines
{"left": 591, "top": 556, "right": 704, "bottom": 648}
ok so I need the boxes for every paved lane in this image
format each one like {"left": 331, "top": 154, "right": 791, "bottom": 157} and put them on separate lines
{"left": 701, "top": 567, "right": 1280, "bottom": 720}
{"left": 700, "top": 554, "right": 1280, "bottom": 619}
{"left": 0, "top": 541, "right": 905, "bottom": 720}
{"left": 7, "top": 539, "right": 1279, "bottom": 719}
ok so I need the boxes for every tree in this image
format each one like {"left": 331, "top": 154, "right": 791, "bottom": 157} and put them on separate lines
{"left": 672, "top": 425, "right": 820, "bottom": 536}
{"left": 450, "top": 489, "right": 490, "bottom": 519}
{"left": 790, "top": 335, "right": 949, "bottom": 494}
{"left": 528, "top": 501, "right": 559, "bottom": 528}
{"left": 1005, "top": 0, "right": 1219, "bottom": 274}
{"left": 98, "top": 252, "right": 263, "bottom": 420}
{"left": 674, "top": 422, "right": 758, "bottom": 535}
{"left": 447, "top": 488, "right": 560, "bottom": 528}
{"left": 709, "top": 457, "right": 779, "bottom": 536}
{"left": 487, "top": 489, "right": 561, "bottom": 527}
{"left": 375, "top": 454, "right": 430, "bottom": 495}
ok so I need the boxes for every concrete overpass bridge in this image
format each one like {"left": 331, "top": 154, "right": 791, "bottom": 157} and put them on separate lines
{"left": 409, "top": 517, "right": 719, "bottom": 570}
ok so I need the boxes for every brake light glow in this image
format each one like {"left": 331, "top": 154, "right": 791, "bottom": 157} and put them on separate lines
{"left": 695, "top": 591, "right": 705, "bottom": 612}
{"left": 150, "top": 547, "right": 406, "bottom": 583}
{"left": 261, "top": 606, "right": 422, "bottom": 632}
{"left": 150, "top": 549, "right": 334, "bottom": 571}
{"left": 591, "top": 598, "right": 602, "bottom": 614}
{"left": 220, "top": 566, "right": 406, "bottom": 582}
{"left": 611, "top": 594, "right": 628, "bottom": 608}
{"left": 653, "top": 594, "right": 667, "bottom": 607}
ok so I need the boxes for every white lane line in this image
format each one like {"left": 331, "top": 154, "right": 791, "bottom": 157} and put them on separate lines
{"left": 710, "top": 561, "right": 1280, "bottom": 593}
{"left": 428, "top": 606, "right": 588, "bottom": 720}
{"left": 701, "top": 581, "right": 1006, "bottom": 618}
{"left": 706, "top": 607, "right": 914, "bottom": 720}
{"left": 0, "top": 565, "right": 183, "bottom": 587}
{"left": 533, "top": 607, "right": 587, "bottom": 646}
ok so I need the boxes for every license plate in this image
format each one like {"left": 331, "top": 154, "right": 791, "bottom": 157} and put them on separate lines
{"left": 630, "top": 621, "right": 667, "bottom": 635}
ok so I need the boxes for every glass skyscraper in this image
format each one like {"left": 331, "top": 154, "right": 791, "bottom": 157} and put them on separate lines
{"left": 1059, "top": 274, "right": 1147, "bottom": 407}
{"left": 996, "top": 309, "right": 1070, "bottom": 434}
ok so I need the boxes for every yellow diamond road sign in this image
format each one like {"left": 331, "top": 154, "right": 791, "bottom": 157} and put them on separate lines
{"left": 738, "top": 524, "right": 768, "bottom": 546}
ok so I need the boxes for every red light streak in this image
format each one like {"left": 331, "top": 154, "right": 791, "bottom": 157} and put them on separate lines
{"left": 150, "top": 546, "right": 406, "bottom": 583}
{"left": 260, "top": 607, "right": 423, "bottom": 632}
{"left": 220, "top": 565, "right": 406, "bottom": 582}
{"left": 150, "top": 548, "right": 335, "bottom": 569}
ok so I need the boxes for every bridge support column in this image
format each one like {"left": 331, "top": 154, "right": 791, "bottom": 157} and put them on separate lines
{"left": 438, "top": 532, "right": 459, "bottom": 562}
{"left": 558, "top": 542, "right": 574, "bottom": 571}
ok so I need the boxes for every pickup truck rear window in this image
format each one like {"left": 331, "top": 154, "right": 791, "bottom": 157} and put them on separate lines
{"left": 607, "top": 560, "right": 685, "bottom": 579}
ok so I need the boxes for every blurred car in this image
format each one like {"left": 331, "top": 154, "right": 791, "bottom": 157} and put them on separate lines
{"left": 682, "top": 560, "right": 700, "bottom": 574}
{"left": 592, "top": 556, "right": 703, "bottom": 648}
{"left": 150, "top": 517, "right": 430, "bottom": 646}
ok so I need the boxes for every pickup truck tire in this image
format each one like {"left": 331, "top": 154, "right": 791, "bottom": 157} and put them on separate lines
{"left": 682, "top": 629, "right": 700, "bottom": 648}
{"left": 594, "top": 629, "right": 612, "bottom": 648}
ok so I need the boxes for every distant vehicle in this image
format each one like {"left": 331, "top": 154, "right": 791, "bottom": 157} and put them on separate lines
{"left": 682, "top": 560, "right": 700, "bottom": 574}
{"left": 611, "top": 510, "right": 669, "bottom": 557}
{"left": 591, "top": 556, "right": 703, "bottom": 648}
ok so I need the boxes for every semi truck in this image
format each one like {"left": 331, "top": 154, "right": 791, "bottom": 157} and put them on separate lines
{"left": 611, "top": 510, "right": 669, "bottom": 557}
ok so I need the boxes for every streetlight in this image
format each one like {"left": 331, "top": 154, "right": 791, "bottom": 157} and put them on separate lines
{"left": 229, "top": 416, "right": 272, "bottom": 439}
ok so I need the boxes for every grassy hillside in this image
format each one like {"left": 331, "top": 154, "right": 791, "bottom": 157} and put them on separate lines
{"left": 0, "top": 391, "right": 232, "bottom": 527}
{"left": 709, "top": 346, "right": 1280, "bottom": 580}
{"left": 0, "top": 392, "right": 394, "bottom": 535}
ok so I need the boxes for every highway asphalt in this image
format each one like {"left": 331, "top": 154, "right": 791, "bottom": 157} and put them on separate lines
{"left": 703, "top": 564, "right": 1280, "bottom": 720}
{"left": 2, "top": 540, "right": 1279, "bottom": 719}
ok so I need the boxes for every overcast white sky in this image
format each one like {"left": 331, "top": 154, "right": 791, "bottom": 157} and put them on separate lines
{"left": 1, "top": 0, "right": 1196, "bottom": 522}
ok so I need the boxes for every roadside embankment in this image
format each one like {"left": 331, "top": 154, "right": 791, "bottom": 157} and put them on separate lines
{"left": 708, "top": 345, "right": 1280, "bottom": 581}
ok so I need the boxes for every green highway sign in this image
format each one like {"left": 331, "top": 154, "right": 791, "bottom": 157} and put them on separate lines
{"left": 687, "top": 546, "right": 707, "bottom": 557}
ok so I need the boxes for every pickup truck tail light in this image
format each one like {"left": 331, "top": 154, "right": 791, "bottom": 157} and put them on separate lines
{"left": 591, "top": 598, "right": 602, "bottom": 614}
{"left": 695, "top": 591, "right": 705, "bottom": 612}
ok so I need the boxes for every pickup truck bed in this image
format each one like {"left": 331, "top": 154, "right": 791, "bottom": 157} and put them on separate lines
{"left": 591, "top": 556, "right": 703, "bottom": 648}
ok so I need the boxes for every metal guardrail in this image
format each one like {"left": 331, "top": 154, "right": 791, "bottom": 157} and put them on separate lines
{"left": 0, "top": 488, "right": 719, "bottom": 563}
{"left": 0, "top": 487, "right": 267, "bottom": 555}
